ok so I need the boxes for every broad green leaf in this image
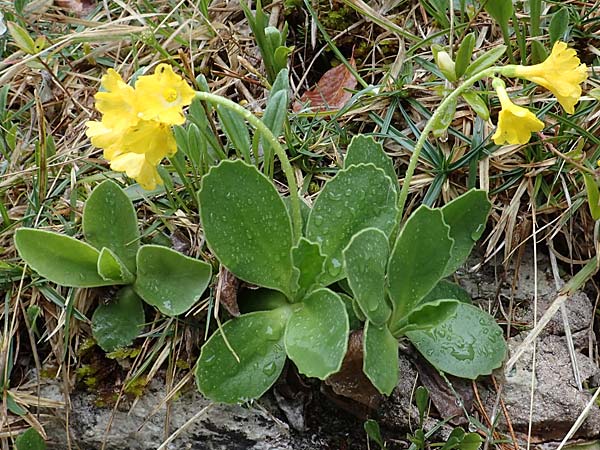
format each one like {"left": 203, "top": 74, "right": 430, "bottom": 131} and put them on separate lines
{"left": 421, "top": 280, "right": 472, "bottom": 305}
{"left": 464, "top": 45, "right": 507, "bottom": 79}
{"left": 549, "top": 7, "right": 569, "bottom": 45}
{"left": 394, "top": 299, "right": 459, "bottom": 335}
{"left": 432, "top": 96, "right": 457, "bottom": 138}
{"left": 454, "top": 33, "right": 475, "bottom": 78}
{"left": 134, "top": 245, "right": 211, "bottom": 316}
{"left": 97, "top": 248, "right": 134, "bottom": 284}
{"left": 196, "top": 308, "right": 289, "bottom": 403}
{"left": 262, "top": 89, "right": 288, "bottom": 173}
{"left": 344, "top": 135, "right": 398, "bottom": 192}
{"left": 216, "top": 105, "right": 252, "bottom": 163}
{"left": 407, "top": 303, "right": 506, "bottom": 379}
{"left": 343, "top": 228, "right": 391, "bottom": 326}
{"left": 387, "top": 206, "right": 452, "bottom": 322}
{"left": 14, "top": 229, "right": 112, "bottom": 287}
{"left": 199, "top": 160, "right": 294, "bottom": 295}
{"left": 363, "top": 322, "right": 398, "bottom": 395}
{"left": 462, "top": 91, "right": 490, "bottom": 121}
{"left": 92, "top": 287, "right": 145, "bottom": 352}
{"left": 285, "top": 288, "right": 349, "bottom": 379}
{"left": 415, "top": 386, "right": 429, "bottom": 425}
{"left": 15, "top": 428, "right": 46, "bottom": 450}
{"left": 83, "top": 179, "right": 140, "bottom": 274}
{"left": 291, "top": 238, "right": 326, "bottom": 298}
{"left": 441, "top": 189, "right": 491, "bottom": 276}
{"left": 531, "top": 40, "right": 548, "bottom": 63}
{"left": 306, "top": 164, "right": 398, "bottom": 286}
{"left": 583, "top": 173, "right": 600, "bottom": 220}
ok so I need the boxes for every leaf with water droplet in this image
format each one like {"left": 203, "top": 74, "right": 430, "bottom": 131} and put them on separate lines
{"left": 387, "top": 205, "right": 453, "bottom": 325}
{"left": 363, "top": 321, "right": 398, "bottom": 395}
{"left": 134, "top": 245, "right": 212, "bottom": 316}
{"left": 306, "top": 164, "right": 398, "bottom": 286}
{"left": 285, "top": 288, "right": 349, "bottom": 379}
{"left": 196, "top": 308, "right": 290, "bottom": 403}
{"left": 343, "top": 228, "right": 390, "bottom": 326}
{"left": 199, "top": 160, "right": 295, "bottom": 296}
{"left": 406, "top": 303, "right": 506, "bottom": 379}
{"left": 291, "top": 238, "right": 326, "bottom": 299}
{"left": 83, "top": 179, "right": 140, "bottom": 274}
{"left": 344, "top": 135, "right": 398, "bottom": 193}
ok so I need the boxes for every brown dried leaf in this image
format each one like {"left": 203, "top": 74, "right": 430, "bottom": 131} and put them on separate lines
{"left": 325, "top": 330, "right": 382, "bottom": 409}
{"left": 293, "top": 57, "right": 357, "bottom": 112}
{"left": 54, "top": 0, "right": 96, "bottom": 17}
{"left": 217, "top": 265, "right": 240, "bottom": 317}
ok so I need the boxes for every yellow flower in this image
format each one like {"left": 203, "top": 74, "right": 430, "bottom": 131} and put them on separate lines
{"left": 491, "top": 82, "right": 544, "bottom": 145}
{"left": 511, "top": 41, "right": 587, "bottom": 114}
{"left": 134, "top": 64, "right": 196, "bottom": 125}
{"left": 110, "top": 153, "right": 162, "bottom": 191}
{"left": 94, "top": 69, "right": 139, "bottom": 128}
{"left": 86, "top": 64, "right": 193, "bottom": 190}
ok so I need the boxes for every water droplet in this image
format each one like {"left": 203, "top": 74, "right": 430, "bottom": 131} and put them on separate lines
{"left": 313, "top": 215, "right": 324, "bottom": 226}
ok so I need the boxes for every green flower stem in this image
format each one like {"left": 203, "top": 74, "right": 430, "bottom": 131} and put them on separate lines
{"left": 396, "top": 66, "right": 504, "bottom": 225}
{"left": 195, "top": 91, "right": 302, "bottom": 241}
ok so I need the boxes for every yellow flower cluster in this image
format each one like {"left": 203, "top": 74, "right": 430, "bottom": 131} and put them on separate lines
{"left": 493, "top": 41, "right": 587, "bottom": 146}
{"left": 86, "top": 64, "right": 195, "bottom": 190}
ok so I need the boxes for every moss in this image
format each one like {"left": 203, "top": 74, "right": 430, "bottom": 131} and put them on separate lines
{"left": 106, "top": 347, "right": 141, "bottom": 360}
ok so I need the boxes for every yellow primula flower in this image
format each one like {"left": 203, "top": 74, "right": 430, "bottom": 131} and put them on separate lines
{"left": 510, "top": 41, "right": 587, "bottom": 114}
{"left": 134, "top": 64, "right": 196, "bottom": 125}
{"left": 86, "top": 64, "right": 194, "bottom": 190}
{"left": 110, "top": 153, "right": 163, "bottom": 191}
{"left": 491, "top": 80, "right": 544, "bottom": 145}
{"left": 94, "top": 69, "right": 139, "bottom": 128}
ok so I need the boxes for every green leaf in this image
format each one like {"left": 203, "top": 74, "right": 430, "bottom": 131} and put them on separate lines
{"left": 291, "top": 238, "right": 326, "bottom": 298}
{"left": 196, "top": 308, "right": 289, "bottom": 403}
{"left": 464, "top": 45, "right": 507, "bottom": 79}
{"left": 97, "top": 248, "right": 134, "bottom": 284}
{"left": 83, "top": 179, "right": 140, "bottom": 274}
{"left": 583, "top": 173, "right": 600, "bottom": 220}
{"left": 363, "top": 322, "right": 398, "bottom": 395}
{"left": 432, "top": 96, "right": 457, "bottom": 138}
{"left": 343, "top": 228, "right": 391, "bottom": 326}
{"left": 462, "top": 91, "right": 490, "bottom": 121}
{"left": 549, "top": 7, "right": 569, "bottom": 45}
{"left": 134, "top": 245, "right": 211, "bottom": 316}
{"left": 285, "top": 288, "right": 349, "bottom": 379}
{"left": 306, "top": 164, "right": 398, "bottom": 285}
{"left": 530, "top": 40, "right": 548, "bottom": 63}
{"left": 15, "top": 428, "right": 46, "bottom": 450}
{"left": 484, "top": 0, "right": 513, "bottom": 31}
{"left": 199, "top": 160, "right": 294, "bottom": 295}
{"left": 364, "top": 419, "right": 385, "bottom": 448}
{"left": 458, "top": 432, "right": 483, "bottom": 450}
{"left": 238, "top": 288, "right": 290, "bottom": 314}
{"left": 415, "top": 386, "right": 429, "bottom": 425}
{"left": 7, "top": 21, "right": 36, "bottom": 54}
{"left": 216, "top": 105, "right": 252, "bottom": 163}
{"left": 397, "top": 299, "right": 459, "bottom": 335}
{"left": 454, "top": 33, "right": 475, "bottom": 78}
{"left": 14, "top": 229, "right": 112, "bottom": 287}
{"left": 407, "top": 303, "right": 506, "bottom": 379}
{"left": 387, "top": 206, "right": 453, "bottom": 322}
{"left": 7, "top": 392, "right": 27, "bottom": 416}
{"left": 344, "top": 135, "right": 397, "bottom": 192}
{"left": 441, "top": 189, "right": 491, "bottom": 277}
{"left": 262, "top": 90, "right": 288, "bottom": 163}
{"left": 92, "top": 287, "right": 145, "bottom": 352}
{"left": 421, "top": 280, "right": 472, "bottom": 305}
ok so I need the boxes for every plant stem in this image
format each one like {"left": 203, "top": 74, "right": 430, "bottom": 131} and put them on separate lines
{"left": 396, "top": 66, "right": 501, "bottom": 224}
{"left": 195, "top": 91, "right": 302, "bottom": 241}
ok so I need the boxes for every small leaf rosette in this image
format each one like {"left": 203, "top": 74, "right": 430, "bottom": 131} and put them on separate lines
{"left": 86, "top": 64, "right": 195, "bottom": 190}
